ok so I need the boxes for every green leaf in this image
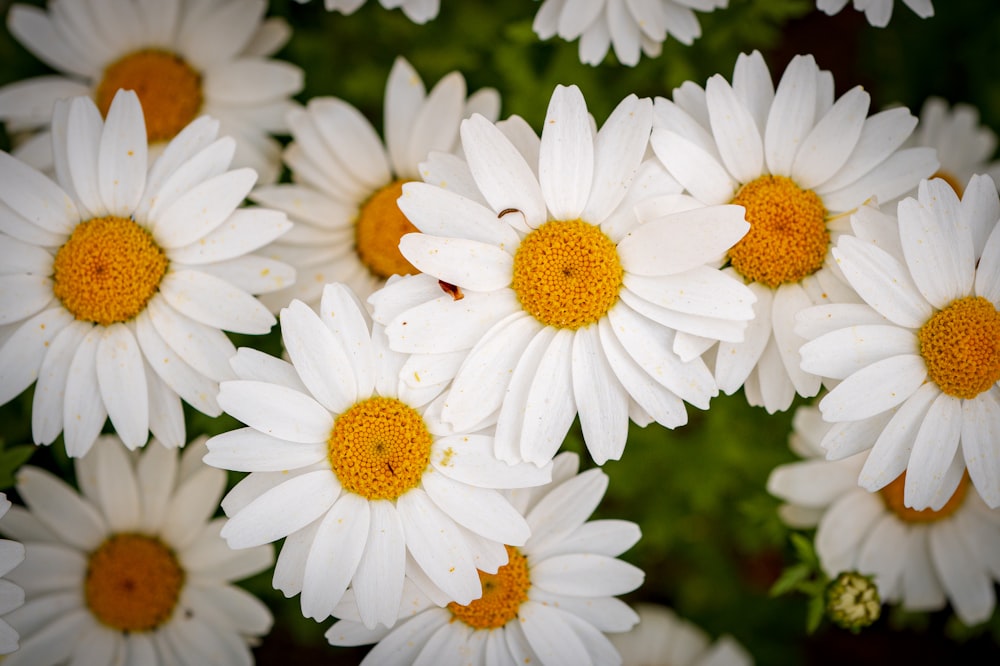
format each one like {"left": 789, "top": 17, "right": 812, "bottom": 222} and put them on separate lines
{"left": 770, "top": 563, "right": 812, "bottom": 597}
{"left": 806, "top": 594, "right": 826, "bottom": 634}
{"left": 0, "top": 444, "right": 35, "bottom": 489}
{"left": 790, "top": 532, "right": 819, "bottom": 568}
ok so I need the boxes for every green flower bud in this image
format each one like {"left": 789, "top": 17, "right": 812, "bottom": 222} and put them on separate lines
{"left": 825, "top": 571, "right": 881, "bottom": 633}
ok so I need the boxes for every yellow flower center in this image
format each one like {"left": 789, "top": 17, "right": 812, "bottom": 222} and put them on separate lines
{"left": 448, "top": 545, "right": 531, "bottom": 629}
{"left": 327, "top": 397, "right": 433, "bottom": 500}
{"left": 918, "top": 296, "right": 1000, "bottom": 399}
{"left": 85, "top": 534, "right": 184, "bottom": 632}
{"left": 511, "top": 219, "right": 623, "bottom": 330}
{"left": 728, "top": 175, "right": 829, "bottom": 287}
{"left": 880, "top": 471, "right": 970, "bottom": 523}
{"left": 53, "top": 216, "right": 168, "bottom": 325}
{"left": 355, "top": 179, "right": 420, "bottom": 280}
{"left": 96, "top": 49, "right": 203, "bottom": 144}
{"left": 932, "top": 169, "right": 964, "bottom": 197}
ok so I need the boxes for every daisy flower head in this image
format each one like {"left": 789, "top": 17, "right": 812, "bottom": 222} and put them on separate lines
{"left": 797, "top": 175, "right": 1000, "bottom": 510}
{"left": 250, "top": 56, "right": 499, "bottom": 310}
{"left": 0, "top": 90, "right": 294, "bottom": 457}
{"left": 650, "top": 50, "right": 939, "bottom": 413}
{"left": 204, "top": 282, "right": 552, "bottom": 629}
{"left": 0, "top": 494, "right": 25, "bottom": 655}
{"left": 908, "top": 96, "right": 1000, "bottom": 195}
{"left": 768, "top": 404, "right": 1000, "bottom": 626}
{"left": 609, "top": 603, "right": 753, "bottom": 666}
{"left": 376, "top": 84, "right": 756, "bottom": 468}
{"left": 816, "top": 0, "right": 933, "bottom": 28}
{"left": 295, "top": 0, "right": 440, "bottom": 24}
{"left": 0, "top": 435, "right": 275, "bottom": 665}
{"left": 532, "top": 0, "right": 729, "bottom": 67}
{"left": 326, "top": 451, "right": 644, "bottom": 665}
{"left": 0, "top": 0, "right": 302, "bottom": 184}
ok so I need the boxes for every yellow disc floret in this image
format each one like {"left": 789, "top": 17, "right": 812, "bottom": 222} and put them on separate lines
{"left": 355, "top": 179, "right": 420, "bottom": 280}
{"left": 511, "top": 219, "right": 623, "bottom": 329}
{"left": 728, "top": 175, "right": 829, "bottom": 287}
{"left": 918, "top": 296, "right": 1000, "bottom": 399}
{"left": 85, "top": 534, "right": 184, "bottom": 632}
{"left": 880, "top": 471, "right": 970, "bottom": 523}
{"left": 448, "top": 545, "right": 531, "bottom": 629}
{"left": 328, "top": 397, "right": 433, "bottom": 500}
{"left": 53, "top": 216, "right": 169, "bottom": 326}
{"left": 96, "top": 49, "right": 203, "bottom": 143}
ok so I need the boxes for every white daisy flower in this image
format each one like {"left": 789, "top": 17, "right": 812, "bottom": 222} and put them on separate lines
{"left": 0, "top": 0, "right": 302, "bottom": 184}
{"left": 816, "top": 0, "right": 933, "bottom": 28}
{"left": 0, "top": 494, "right": 25, "bottom": 655}
{"left": 376, "top": 84, "right": 755, "bottom": 467}
{"left": 0, "top": 90, "right": 294, "bottom": 457}
{"left": 294, "top": 0, "right": 440, "bottom": 24}
{"left": 250, "top": 56, "right": 499, "bottom": 310}
{"left": 651, "top": 50, "right": 938, "bottom": 413}
{"left": 908, "top": 96, "right": 1000, "bottom": 195}
{"left": 797, "top": 175, "right": 1000, "bottom": 509}
{"left": 0, "top": 435, "right": 275, "bottom": 665}
{"left": 532, "top": 0, "right": 729, "bottom": 67}
{"left": 609, "top": 603, "right": 753, "bottom": 666}
{"left": 326, "top": 451, "right": 644, "bottom": 665}
{"left": 204, "top": 282, "right": 552, "bottom": 629}
{"left": 768, "top": 404, "right": 1000, "bottom": 626}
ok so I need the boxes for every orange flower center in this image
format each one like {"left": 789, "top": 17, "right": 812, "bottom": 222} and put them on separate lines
{"left": 728, "top": 175, "right": 829, "bottom": 287}
{"left": 880, "top": 472, "right": 970, "bottom": 523}
{"left": 355, "top": 179, "right": 420, "bottom": 280}
{"left": 448, "top": 545, "right": 531, "bottom": 629}
{"left": 918, "top": 296, "right": 1000, "bottom": 399}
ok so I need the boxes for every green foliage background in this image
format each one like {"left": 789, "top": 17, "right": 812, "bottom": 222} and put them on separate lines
{"left": 2, "top": 0, "right": 1000, "bottom": 663}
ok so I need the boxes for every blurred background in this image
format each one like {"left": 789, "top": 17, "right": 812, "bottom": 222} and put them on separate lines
{"left": 2, "top": 0, "right": 1000, "bottom": 663}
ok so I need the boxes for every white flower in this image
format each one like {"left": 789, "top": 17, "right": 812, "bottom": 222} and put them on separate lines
{"left": 532, "top": 0, "right": 729, "bottom": 67}
{"left": 816, "top": 0, "right": 933, "bottom": 28}
{"left": 0, "top": 494, "right": 25, "bottom": 656}
{"left": 326, "top": 452, "right": 644, "bottom": 665}
{"left": 0, "top": 90, "right": 294, "bottom": 457}
{"left": 769, "top": 404, "right": 1000, "bottom": 626}
{"left": 375, "top": 84, "right": 755, "bottom": 467}
{"left": 798, "top": 175, "right": 1000, "bottom": 509}
{"left": 204, "top": 282, "right": 551, "bottom": 629}
{"left": 609, "top": 603, "right": 753, "bottom": 666}
{"left": 250, "top": 56, "right": 499, "bottom": 310}
{"left": 651, "top": 50, "right": 938, "bottom": 413}
{"left": 0, "top": 436, "right": 275, "bottom": 665}
{"left": 295, "top": 0, "right": 440, "bottom": 24}
{"left": 0, "top": 0, "right": 302, "bottom": 184}
{"left": 908, "top": 96, "right": 1000, "bottom": 194}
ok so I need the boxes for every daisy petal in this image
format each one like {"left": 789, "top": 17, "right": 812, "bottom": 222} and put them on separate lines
{"left": 98, "top": 90, "right": 147, "bottom": 217}
{"left": 764, "top": 55, "right": 818, "bottom": 176}
{"left": 397, "top": 182, "right": 520, "bottom": 248}
{"left": 205, "top": 427, "right": 326, "bottom": 472}
{"left": 539, "top": 85, "right": 593, "bottom": 221}
{"left": 461, "top": 115, "right": 546, "bottom": 228}
{"left": 217, "top": 380, "right": 333, "bottom": 444}
{"left": 301, "top": 494, "right": 370, "bottom": 621}
{"left": 821, "top": 354, "right": 927, "bottom": 422}
{"left": 280, "top": 299, "right": 357, "bottom": 414}
{"left": 791, "top": 86, "right": 869, "bottom": 190}
{"left": 904, "top": 392, "right": 962, "bottom": 510}
{"left": 858, "top": 382, "right": 940, "bottom": 491}
{"left": 800, "top": 324, "right": 917, "bottom": 380}
{"left": 705, "top": 76, "right": 764, "bottom": 184}
{"left": 16, "top": 467, "right": 105, "bottom": 551}
{"left": 571, "top": 325, "right": 628, "bottom": 464}
{"left": 351, "top": 500, "right": 405, "bottom": 630}
{"left": 63, "top": 327, "right": 107, "bottom": 458}
{"left": 399, "top": 234, "right": 513, "bottom": 292}
{"left": 0, "top": 152, "right": 77, "bottom": 235}
{"left": 423, "top": 472, "right": 529, "bottom": 545}
{"left": 221, "top": 470, "right": 339, "bottom": 548}
{"left": 152, "top": 168, "right": 257, "bottom": 250}
{"left": 833, "top": 236, "right": 933, "bottom": 328}
{"left": 962, "top": 389, "right": 1000, "bottom": 508}
{"left": 95, "top": 324, "right": 148, "bottom": 450}
{"left": 519, "top": 602, "right": 592, "bottom": 666}
{"left": 396, "top": 487, "right": 480, "bottom": 605}
{"left": 929, "top": 521, "right": 996, "bottom": 625}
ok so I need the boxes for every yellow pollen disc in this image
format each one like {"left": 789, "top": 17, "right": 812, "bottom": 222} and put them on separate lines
{"left": 96, "top": 49, "right": 202, "bottom": 144}
{"left": 511, "top": 219, "right": 623, "bottom": 330}
{"left": 85, "top": 534, "right": 184, "bottom": 632}
{"left": 328, "top": 396, "right": 433, "bottom": 500}
{"left": 448, "top": 545, "right": 531, "bottom": 629}
{"left": 932, "top": 170, "right": 964, "bottom": 197}
{"left": 728, "top": 175, "right": 829, "bottom": 287}
{"left": 355, "top": 179, "right": 420, "bottom": 280}
{"left": 53, "top": 216, "right": 168, "bottom": 326}
{"left": 880, "top": 472, "right": 970, "bottom": 523}
{"left": 918, "top": 296, "right": 1000, "bottom": 399}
